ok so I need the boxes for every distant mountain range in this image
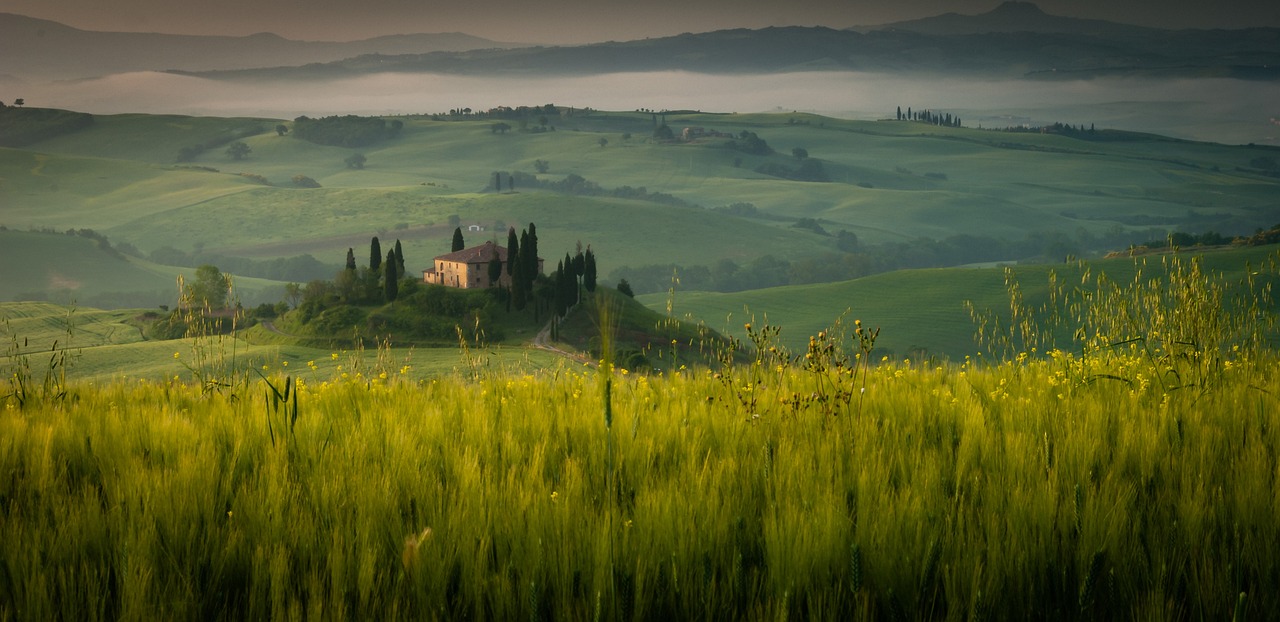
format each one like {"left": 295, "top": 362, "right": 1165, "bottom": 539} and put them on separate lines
{"left": 3, "top": 2, "right": 1278, "bottom": 82}
{"left": 0, "top": 12, "right": 523, "bottom": 80}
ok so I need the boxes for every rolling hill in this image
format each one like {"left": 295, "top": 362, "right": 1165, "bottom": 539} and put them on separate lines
{"left": 3, "top": 107, "right": 1279, "bottom": 309}
{"left": 4, "top": 3, "right": 1277, "bottom": 83}
{"left": 0, "top": 12, "right": 521, "bottom": 80}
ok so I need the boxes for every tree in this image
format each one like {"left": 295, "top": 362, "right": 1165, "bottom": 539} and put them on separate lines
{"left": 393, "top": 240, "right": 405, "bottom": 278}
{"left": 291, "top": 175, "right": 320, "bottom": 188}
{"left": 226, "top": 141, "right": 251, "bottom": 160}
{"left": 370, "top": 237, "right": 382, "bottom": 272}
{"left": 284, "top": 282, "right": 303, "bottom": 308}
{"left": 792, "top": 147, "right": 809, "bottom": 160}
{"left": 186, "top": 265, "right": 230, "bottom": 309}
{"left": 524, "top": 223, "right": 539, "bottom": 282}
{"left": 488, "top": 256, "right": 503, "bottom": 288}
{"left": 275, "top": 124, "right": 289, "bottom": 136}
{"left": 13, "top": 98, "right": 24, "bottom": 107}
{"left": 452, "top": 227, "right": 465, "bottom": 252}
{"left": 506, "top": 228, "right": 519, "bottom": 279}
{"left": 616, "top": 279, "right": 634, "bottom": 298}
{"left": 572, "top": 249, "right": 585, "bottom": 282}
{"left": 345, "top": 153, "right": 367, "bottom": 169}
{"left": 384, "top": 251, "right": 398, "bottom": 301}
{"left": 598, "top": 137, "right": 609, "bottom": 148}
{"left": 583, "top": 247, "right": 597, "bottom": 292}
{"left": 345, "top": 247, "right": 357, "bottom": 271}
{"left": 534, "top": 159, "right": 550, "bottom": 174}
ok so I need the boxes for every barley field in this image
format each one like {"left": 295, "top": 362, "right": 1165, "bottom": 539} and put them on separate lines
{"left": 2, "top": 254, "right": 1278, "bottom": 620}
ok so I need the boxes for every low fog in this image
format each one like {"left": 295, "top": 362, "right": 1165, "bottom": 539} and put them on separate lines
{"left": 7, "top": 71, "right": 1278, "bottom": 145}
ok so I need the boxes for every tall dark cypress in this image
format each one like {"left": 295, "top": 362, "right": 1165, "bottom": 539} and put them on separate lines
{"left": 506, "top": 227, "right": 519, "bottom": 278}
{"left": 345, "top": 248, "right": 356, "bottom": 271}
{"left": 370, "top": 237, "right": 382, "bottom": 272}
{"left": 452, "top": 227, "right": 465, "bottom": 253}
{"left": 525, "top": 223, "right": 539, "bottom": 279}
{"left": 519, "top": 229, "right": 533, "bottom": 301}
{"left": 584, "top": 247, "right": 597, "bottom": 292}
{"left": 393, "top": 240, "right": 405, "bottom": 278}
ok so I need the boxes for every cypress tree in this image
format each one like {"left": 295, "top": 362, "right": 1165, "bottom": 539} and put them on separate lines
{"left": 384, "top": 250, "right": 398, "bottom": 301}
{"left": 452, "top": 227, "right": 465, "bottom": 252}
{"left": 345, "top": 247, "right": 356, "bottom": 271}
{"left": 525, "top": 223, "right": 539, "bottom": 280}
{"left": 488, "top": 256, "right": 503, "bottom": 288}
{"left": 370, "top": 237, "right": 382, "bottom": 272}
{"left": 584, "top": 247, "right": 597, "bottom": 292}
{"left": 393, "top": 240, "right": 405, "bottom": 278}
{"left": 506, "top": 227, "right": 519, "bottom": 278}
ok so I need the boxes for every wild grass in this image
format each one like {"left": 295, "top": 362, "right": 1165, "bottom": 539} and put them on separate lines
{"left": 652, "top": 246, "right": 1280, "bottom": 360}
{"left": 3, "top": 295, "right": 1278, "bottom": 619}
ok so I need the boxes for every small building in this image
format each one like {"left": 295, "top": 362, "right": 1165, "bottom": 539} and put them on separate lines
{"left": 422, "top": 241, "right": 543, "bottom": 289}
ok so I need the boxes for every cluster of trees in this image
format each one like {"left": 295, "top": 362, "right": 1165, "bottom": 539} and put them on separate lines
{"left": 1137, "top": 230, "right": 1233, "bottom": 250}
{"left": 291, "top": 115, "right": 404, "bottom": 148}
{"left": 998, "top": 122, "right": 1106, "bottom": 139}
{"left": 551, "top": 246, "right": 598, "bottom": 320}
{"left": 1134, "top": 224, "right": 1280, "bottom": 250}
{"left": 321, "top": 236, "right": 409, "bottom": 306}
{"left": 896, "top": 107, "right": 962, "bottom": 127}
{"left": 726, "top": 130, "right": 772, "bottom": 155}
{"left": 442, "top": 104, "right": 585, "bottom": 120}
{"left": 501, "top": 224, "right": 542, "bottom": 313}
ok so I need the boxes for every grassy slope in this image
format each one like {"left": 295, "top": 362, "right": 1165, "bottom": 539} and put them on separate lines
{"left": 4, "top": 111, "right": 1276, "bottom": 258}
{"left": 642, "top": 245, "right": 1280, "bottom": 359}
{"left": 0, "top": 300, "right": 564, "bottom": 383}
{"left": 0, "top": 230, "right": 292, "bottom": 308}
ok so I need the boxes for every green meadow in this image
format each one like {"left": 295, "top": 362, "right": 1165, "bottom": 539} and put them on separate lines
{"left": 644, "top": 245, "right": 1280, "bottom": 360}
{"left": 4, "top": 109, "right": 1277, "bottom": 288}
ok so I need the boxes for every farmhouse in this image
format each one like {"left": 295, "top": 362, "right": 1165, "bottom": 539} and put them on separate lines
{"left": 422, "top": 241, "right": 543, "bottom": 289}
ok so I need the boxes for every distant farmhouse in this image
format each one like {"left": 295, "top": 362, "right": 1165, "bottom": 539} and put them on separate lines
{"left": 423, "top": 241, "right": 544, "bottom": 289}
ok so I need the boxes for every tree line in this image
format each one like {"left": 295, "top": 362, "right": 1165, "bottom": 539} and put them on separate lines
{"left": 290, "top": 115, "right": 404, "bottom": 148}
{"left": 896, "top": 107, "right": 962, "bottom": 128}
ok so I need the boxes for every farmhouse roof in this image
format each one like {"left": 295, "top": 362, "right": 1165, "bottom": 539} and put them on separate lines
{"left": 434, "top": 241, "right": 513, "bottom": 264}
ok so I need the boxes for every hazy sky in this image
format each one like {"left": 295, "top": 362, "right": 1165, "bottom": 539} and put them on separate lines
{"left": 2, "top": 0, "right": 1277, "bottom": 44}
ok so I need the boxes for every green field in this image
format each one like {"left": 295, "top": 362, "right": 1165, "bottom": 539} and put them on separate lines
{"left": 3, "top": 109, "right": 1278, "bottom": 311}
{"left": 0, "top": 229, "right": 293, "bottom": 308}
{"left": 643, "top": 245, "right": 1280, "bottom": 360}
